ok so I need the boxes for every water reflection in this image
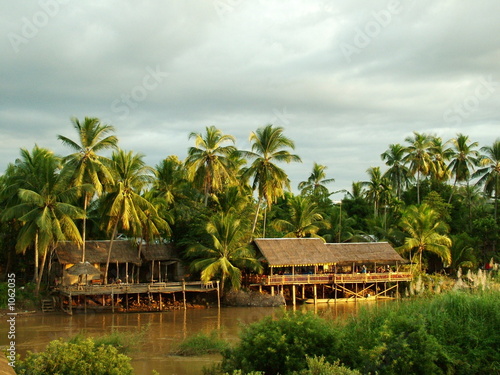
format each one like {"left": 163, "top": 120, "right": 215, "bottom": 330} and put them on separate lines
{"left": 1, "top": 303, "right": 382, "bottom": 375}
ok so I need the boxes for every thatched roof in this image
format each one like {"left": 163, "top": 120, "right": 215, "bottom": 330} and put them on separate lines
{"left": 254, "top": 238, "right": 405, "bottom": 267}
{"left": 55, "top": 241, "right": 141, "bottom": 265}
{"left": 325, "top": 242, "right": 406, "bottom": 265}
{"left": 140, "top": 243, "right": 178, "bottom": 261}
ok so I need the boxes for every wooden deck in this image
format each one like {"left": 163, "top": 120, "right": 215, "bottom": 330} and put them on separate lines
{"left": 258, "top": 272, "right": 413, "bottom": 285}
{"left": 57, "top": 280, "right": 217, "bottom": 296}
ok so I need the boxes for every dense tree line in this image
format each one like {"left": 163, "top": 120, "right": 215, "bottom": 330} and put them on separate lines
{"left": 0, "top": 117, "right": 498, "bottom": 293}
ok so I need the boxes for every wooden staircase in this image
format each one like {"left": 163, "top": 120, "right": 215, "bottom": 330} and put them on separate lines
{"left": 41, "top": 299, "right": 55, "bottom": 312}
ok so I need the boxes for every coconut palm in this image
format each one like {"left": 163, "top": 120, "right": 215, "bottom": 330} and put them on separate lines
{"left": 447, "top": 134, "right": 479, "bottom": 203}
{"left": 58, "top": 117, "right": 118, "bottom": 262}
{"left": 298, "top": 162, "right": 335, "bottom": 201}
{"left": 381, "top": 143, "right": 411, "bottom": 200}
{"left": 404, "top": 132, "right": 433, "bottom": 204}
{"left": 473, "top": 139, "right": 500, "bottom": 223}
{"left": 362, "top": 167, "right": 391, "bottom": 217}
{"left": 241, "top": 124, "right": 302, "bottom": 235}
{"left": 154, "top": 155, "right": 189, "bottom": 205}
{"left": 186, "top": 213, "right": 262, "bottom": 293}
{"left": 102, "top": 150, "right": 156, "bottom": 284}
{"left": 2, "top": 147, "right": 85, "bottom": 294}
{"left": 398, "top": 203, "right": 452, "bottom": 272}
{"left": 429, "top": 136, "right": 452, "bottom": 182}
{"left": 185, "top": 126, "right": 237, "bottom": 205}
{"left": 273, "top": 195, "right": 330, "bottom": 238}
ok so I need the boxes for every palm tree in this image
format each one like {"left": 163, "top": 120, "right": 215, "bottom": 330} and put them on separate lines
{"left": 273, "top": 195, "right": 329, "bottom": 238}
{"left": 154, "top": 155, "right": 189, "bottom": 205}
{"left": 381, "top": 143, "right": 411, "bottom": 200}
{"left": 58, "top": 117, "right": 118, "bottom": 262}
{"left": 186, "top": 213, "right": 262, "bottom": 293}
{"left": 474, "top": 139, "right": 500, "bottom": 223}
{"left": 185, "top": 126, "right": 237, "bottom": 205}
{"left": 398, "top": 203, "right": 452, "bottom": 272}
{"left": 429, "top": 136, "right": 452, "bottom": 182}
{"left": 298, "top": 163, "right": 335, "bottom": 201}
{"left": 241, "top": 124, "right": 302, "bottom": 236}
{"left": 404, "top": 132, "right": 433, "bottom": 204}
{"left": 447, "top": 134, "right": 479, "bottom": 203}
{"left": 2, "top": 147, "right": 85, "bottom": 294}
{"left": 362, "top": 167, "right": 391, "bottom": 217}
{"left": 102, "top": 150, "right": 156, "bottom": 284}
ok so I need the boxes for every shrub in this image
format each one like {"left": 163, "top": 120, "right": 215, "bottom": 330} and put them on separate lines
{"left": 173, "top": 330, "right": 230, "bottom": 356}
{"left": 16, "top": 337, "right": 134, "bottom": 375}
{"left": 221, "top": 311, "right": 340, "bottom": 375}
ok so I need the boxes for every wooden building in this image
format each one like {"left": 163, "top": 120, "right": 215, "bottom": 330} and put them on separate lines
{"left": 252, "top": 238, "right": 412, "bottom": 304}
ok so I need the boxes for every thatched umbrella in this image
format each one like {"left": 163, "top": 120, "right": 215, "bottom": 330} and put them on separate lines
{"left": 66, "top": 261, "right": 101, "bottom": 276}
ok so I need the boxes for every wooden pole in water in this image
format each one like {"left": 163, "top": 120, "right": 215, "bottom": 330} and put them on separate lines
{"left": 159, "top": 293, "right": 162, "bottom": 311}
{"left": 292, "top": 284, "right": 296, "bottom": 306}
{"left": 69, "top": 293, "right": 72, "bottom": 315}
{"left": 182, "top": 279, "right": 186, "bottom": 310}
{"left": 111, "top": 288, "right": 115, "bottom": 313}
{"left": 271, "top": 286, "right": 275, "bottom": 296}
{"left": 313, "top": 284, "right": 317, "bottom": 305}
{"left": 217, "top": 280, "right": 220, "bottom": 309}
{"left": 84, "top": 295, "right": 87, "bottom": 314}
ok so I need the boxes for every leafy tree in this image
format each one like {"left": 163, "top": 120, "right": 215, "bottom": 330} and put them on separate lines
{"left": 1, "top": 146, "right": 85, "bottom": 294}
{"left": 58, "top": 117, "right": 118, "bottom": 261}
{"left": 398, "top": 203, "right": 452, "bottom": 272}
{"left": 185, "top": 126, "right": 237, "bottom": 205}
{"left": 381, "top": 143, "right": 411, "bottom": 200}
{"left": 102, "top": 150, "right": 156, "bottom": 283}
{"left": 298, "top": 162, "right": 335, "bottom": 203}
{"left": 241, "top": 124, "right": 301, "bottom": 235}
{"left": 404, "top": 132, "right": 433, "bottom": 204}
{"left": 187, "top": 213, "right": 262, "bottom": 293}
{"left": 273, "top": 195, "right": 329, "bottom": 238}
{"left": 362, "top": 166, "right": 391, "bottom": 217}
{"left": 447, "top": 133, "right": 479, "bottom": 202}
{"left": 474, "top": 139, "right": 500, "bottom": 223}
{"left": 449, "top": 233, "right": 478, "bottom": 274}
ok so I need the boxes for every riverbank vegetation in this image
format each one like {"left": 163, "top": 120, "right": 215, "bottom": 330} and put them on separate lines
{"left": 205, "top": 290, "right": 500, "bottom": 375}
{"left": 0, "top": 117, "right": 498, "bottom": 295}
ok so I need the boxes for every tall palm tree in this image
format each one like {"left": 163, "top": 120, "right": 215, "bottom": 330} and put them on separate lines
{"left": 473, "top": 139, "right": 500, "bottom": 223}
{"left": 186, "top": 213, "right": 262, "bottom": 293}
{"left": 273, "top": 195, "right": 329, "bottom": 238}
{"left": 398, "top": 203, "right": 452, "bottom": 272}
{"left": 381, "top": 143, "right": 411, "bottom": 200}
{"left": 404, "top": 132, "right": 433, "bottom": 204}
{"left": 2, "top": 147, "right": 85, "bottom": 294}
{"left": 298, "top": 162, "right": 335, "bottom": 201}
{"left": 58, "top": 117, "right": 118, "bottom": 262}
{"left": 185, "top": 126, "right": 237, "bottom": 205}
{"left": 429, "top": 136, "right": 452, "bottom": 182}
{"left": 362, "top": 167, "right": 391, "bottom": 217}
{"left": 447, "top": 134, "right": 479, "bottom": 190}
{"left": 102, "top": 150, "right": 156, "bottom": 284}
{"left": 241, "top": 124, "right": 302, "bottom": 236}
{"left": 154, "top": 155, "right": 188, "bottom": 205}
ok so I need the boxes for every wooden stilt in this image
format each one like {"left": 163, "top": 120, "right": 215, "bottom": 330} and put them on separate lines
{"left": 84, "top": 295, "right": 87, "bottom": 314}
{"left": 111, "top": 289, "right": 115, "bottom": 313}
{"left": 69, "top": 293, "right": 72, "bottom": 315}
{"left": 182, "top": 280, "right": 186, "bottom": 310}
{"left": 313, "top": 284, "right": 317, "bottom": 305}
{"left": 292, "top": 284, "right": 296, "bottom": 306}
{"left": 159, "top": 293, "right": 162, "bottom": 311}
{"left": 271, "top": 286, "right": 275, "bottom": 296}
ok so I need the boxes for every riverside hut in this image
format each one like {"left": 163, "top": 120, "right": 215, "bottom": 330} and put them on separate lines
{"left": 140, "top": 243, "right": 183, "bottom": 282}
{"left": 252, "top": 238, "right": 411, "bottom": 304}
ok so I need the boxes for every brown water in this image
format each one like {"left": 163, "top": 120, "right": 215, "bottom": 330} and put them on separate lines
{"left": 2, "top": 303, "right": 377, "bottom": 375}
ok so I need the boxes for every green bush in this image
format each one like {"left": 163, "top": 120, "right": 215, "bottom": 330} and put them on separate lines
{"left": 16, "top": 336, "right": 134, "bottom": 375}
{"left": 173, "top": 330, "right": 230, "bottom": 356}
{"left": 221, "top": 311, "right": 340, "bottom": 375}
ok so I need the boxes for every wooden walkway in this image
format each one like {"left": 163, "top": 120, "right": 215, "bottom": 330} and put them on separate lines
{"left": 263, "top": 272, "right": 413, "bottom": 285}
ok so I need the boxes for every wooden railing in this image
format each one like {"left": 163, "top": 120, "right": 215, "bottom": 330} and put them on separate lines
{"left": 257, "top": 272, "right": 413, "bottom": 285}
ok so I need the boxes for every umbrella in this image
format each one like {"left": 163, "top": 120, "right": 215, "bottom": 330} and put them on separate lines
{"left": 66, "top": 261, "right": 102, "bottom": 276}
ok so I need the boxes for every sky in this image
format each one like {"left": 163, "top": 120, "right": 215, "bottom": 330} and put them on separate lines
{"left": 2, "top": 1, "right": 500, "bottom": 198}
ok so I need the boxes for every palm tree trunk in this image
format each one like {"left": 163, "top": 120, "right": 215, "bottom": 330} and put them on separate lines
{"left": 33, "top": 232, "right": 39, "bottom": 284}
{"left": 81, "top": 194, "right": 89, "bottom": 262}
{"left": 417, "top": 170, "right": 421, "bottom": 204}
{"left": 104, "top": 220, "right": 119, "bottom": 285}
{"left": 251, "top": 198, "right": 262, "bottom": 237}
{"left": 35, "top": 248, "right": 48, "bottom": 295}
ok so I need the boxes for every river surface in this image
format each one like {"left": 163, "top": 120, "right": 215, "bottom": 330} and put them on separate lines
{"left": 2, "top": 302, "right": 383, "bottom": 375}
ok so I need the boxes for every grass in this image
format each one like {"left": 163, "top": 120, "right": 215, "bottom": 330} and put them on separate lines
{"left": 173, "top": 330, "right": 230, "bottom": 356}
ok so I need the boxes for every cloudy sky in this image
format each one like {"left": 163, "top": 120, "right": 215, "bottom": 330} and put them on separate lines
{"left": 2, "top": 1, "right": 499, "bottom": 197}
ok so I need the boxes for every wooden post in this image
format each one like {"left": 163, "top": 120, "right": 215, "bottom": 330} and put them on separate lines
{"left": 159, "top": 293, "right": 162, "bottom": 311}
{"left": 182, "top": 279, "right": 186, "bottom": 310}
{"left": 126, "top": 291, "right": 129, "bottom": 311}
{"left": 111, "top": 288, "right": 115, "bottom": 313}
{"left": 271, "top": 286, "right": 275, "bottom": 296}
{"left": 84, "top": 295, "right": 87, "bottom": 314}
{"left": 69, "top": 293, "right": 72, "bottom": 315}
{"left": 126, "top": 262, "right": 129, "bottom": 283}
{"left": 313, "top": 284, "right": 317, "bottom": 305}
{"left": 217, "top": 280, "right": 220, "bottom": 309}
{"left": 292, "top": 284, "right": 296, "bottom": 307}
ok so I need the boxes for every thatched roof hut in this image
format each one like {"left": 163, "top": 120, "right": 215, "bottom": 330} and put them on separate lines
{"left": 140, "top": 243, "right": 178, "bottom": 261}
{"left": 55, "top": 240, "right": 141, "bottom": 265}
{"left": 253, "top": 238, "right": 405, "bottom": 268}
